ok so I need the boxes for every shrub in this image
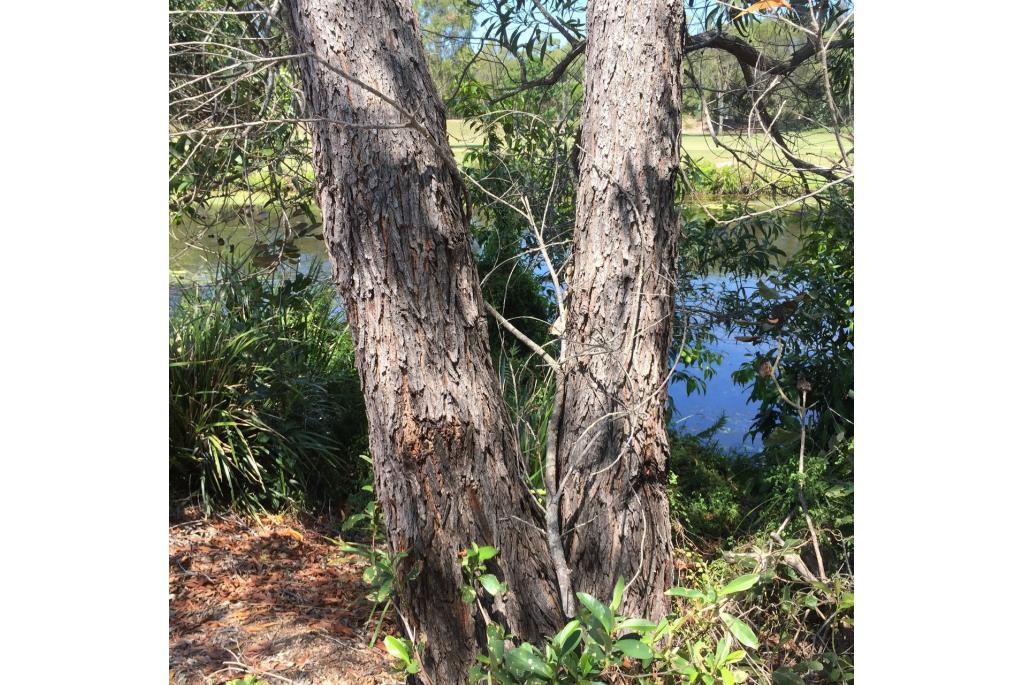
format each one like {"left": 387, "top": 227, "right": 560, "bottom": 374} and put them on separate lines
{"left": 169, "top": 261, "right": 367, "bottom": 513}
{"left": 667, "top": 425, "right": 758, "bottom": 546}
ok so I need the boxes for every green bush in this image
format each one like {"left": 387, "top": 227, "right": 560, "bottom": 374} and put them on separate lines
{"left": 667, "top": 425, "right": 757, "bottom": 545}
{"left": 169, "top": 261, "right": 367, "bottom": 513}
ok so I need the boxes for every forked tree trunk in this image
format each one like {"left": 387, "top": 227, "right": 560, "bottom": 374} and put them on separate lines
{"left": 557, "top": 0, "right": 684, "bottom": 619}
{"left": 282, "top": 1, "right": 563, "bottom": 680}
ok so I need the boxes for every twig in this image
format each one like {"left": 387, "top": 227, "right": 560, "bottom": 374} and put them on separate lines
{"left": 798, "top": 389, "right": 827, "bottom": 581}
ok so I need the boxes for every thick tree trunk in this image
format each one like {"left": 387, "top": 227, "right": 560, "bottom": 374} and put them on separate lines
{"left": 282, "top": 1, "right": 563, "bottom": 680}
{"left": 557, "top": 0, "right": 684, "bottom": 619}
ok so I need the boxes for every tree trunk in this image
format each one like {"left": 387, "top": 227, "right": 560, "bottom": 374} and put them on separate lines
{"left": 556, "top": 0, "right": 684, "bottom": 619}
{"left": 282, "top": 1, "right": 563, "bottom": 680}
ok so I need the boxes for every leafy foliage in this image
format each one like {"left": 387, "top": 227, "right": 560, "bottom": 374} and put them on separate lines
{"left": 455, "top": 571, "right": 773, "bottom": 684}
{"left": 169, "top": 261, "right": 366, "bottom": 513}
{"left": 727, "top": 193, "right": 854, "bottom": 449}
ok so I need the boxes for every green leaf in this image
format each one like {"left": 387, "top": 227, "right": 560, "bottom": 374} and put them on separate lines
{"left": 714, "top": 637, "right": 728, "bottom": 665}
{"left": 764, "top": 429, "right": 799, "bottom": 447}
{"left": 461, "top": 584, "right": 477, "bottom": 604}
{"left": 838, "top": 592, "right": 854, "bottom": 610}
{"left": 720, "top": 612, "right": 759, "bottom": 649}
{"left": 615, "top": 639, "right": 653, "bottom": 660}
{"left": 552, "top": 619, "right": 582, "bottom": 653}
{"left": 666, "top": 587, "right": 706, "bottom": 601}
{"left": 486, "top": 623, "right": 505, "bottom": 662}
{"left": 610, "top": 576, "right": 626, "bottom": 612}
{"left": 505, "top": 645, "right": 553, "bottom": 678}
{"left": 476, "top": 545, "right": 499, "bottom": 562}
{"left": 478, "top": 574, "right": 506, "bottom": 596}
{"left": 576, "top": 592, "right": 614, "bottom": 634}
{"left": 798, "top": 660, "right": 824, "bottom": 673}
{"left": 772, "top": 667, "right": 805, "bottom": 685}
{"left": 720, "top": 574, "right": 760, "bottom": 596}
{"left": 721, "top": 667, "right": 736, "bottom": 685}
{"left": 615, "top": 618, "right": 658, "bottom": 633}
{"left": 383, "top": 635, "right": 410, "bottom": 664}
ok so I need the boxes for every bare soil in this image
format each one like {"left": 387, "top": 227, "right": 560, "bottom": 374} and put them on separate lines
{"left": 169, "top": 511, "right": 395, "bottom": 684}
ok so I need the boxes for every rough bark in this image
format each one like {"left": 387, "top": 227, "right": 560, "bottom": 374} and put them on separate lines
{"left": 282, "top": 1, "right": 563, "bottom": 680}
{"left": 556, "top": 0, "right": 684, "bottom": 619}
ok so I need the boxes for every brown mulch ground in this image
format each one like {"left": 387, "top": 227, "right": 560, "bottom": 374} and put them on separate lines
{"left": 169, "top": 510, "right": 396, "bottom": 684}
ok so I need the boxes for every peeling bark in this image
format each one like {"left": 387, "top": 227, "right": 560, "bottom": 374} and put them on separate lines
{"left": 557, "top": 0, "right": 684, "bottom": 619}
{"left": 281, "top": 1, "right": 562, "bottom": 680}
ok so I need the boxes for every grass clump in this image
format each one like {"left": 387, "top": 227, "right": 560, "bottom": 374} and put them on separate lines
{"left": 169, "top": 261, "right": 367, "bottom": 514}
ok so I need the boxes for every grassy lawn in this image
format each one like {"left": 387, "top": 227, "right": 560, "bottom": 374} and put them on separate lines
{"left": 188, "top": 120, "right": 848, "bottom": 223}
{"left": 446, "top": 118, "right": 850, "bottom": 167}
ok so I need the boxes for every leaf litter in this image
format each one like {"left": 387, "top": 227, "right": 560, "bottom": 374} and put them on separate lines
{"left": 169, "top": 510, "right": 398, "bottom": 684}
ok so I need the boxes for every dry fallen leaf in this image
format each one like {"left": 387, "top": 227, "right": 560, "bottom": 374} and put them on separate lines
{"left": 279, "top": 526, "right": 304, "bottom": 541}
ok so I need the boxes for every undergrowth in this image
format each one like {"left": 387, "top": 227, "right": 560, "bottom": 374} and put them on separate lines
{"left": 169, "top": 260, "right": 367, "bottom": 514}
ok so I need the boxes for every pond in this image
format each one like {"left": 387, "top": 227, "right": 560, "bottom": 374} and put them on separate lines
{"left": 171, "top": 211, "right": 809, "bottom": 453}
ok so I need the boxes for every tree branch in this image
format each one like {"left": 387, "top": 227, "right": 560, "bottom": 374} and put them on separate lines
{"left": 684, "top": 30, "right": 852, "bottom": 75}
{"left": 530, "top": 0, "right": 580, "bottom": 48}
{"left": 490, "top": 39, "right": 586, "bottom": 104}
{"left": 489, "top": 24, "right": 851, "bottom": 103}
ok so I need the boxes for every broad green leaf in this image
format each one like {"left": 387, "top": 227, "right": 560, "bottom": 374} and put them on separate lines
{"left": 576, "top": 592, "right": 614, "bottom": 634}
{"left": 615, "top": 618, "right": 658, "bottom": 633}
{"left": 461, "top": 584, "right": 476, "bottom": 604}
{"left": 487, "top": 623, "right": 505, "bottom": 662}
{"left": 383, "top": 635, "right": 410, "bottom": 664}
{"left": 505, "top": 645, "right": 553, "bottom": 678}
{"left": 615, "top": 639, "right": 653, "bottom": 660}
{"left": 610, "top": 576, "right": 626, "bottom": 611}
{"left": 721, "top": 667, "right": 736, "bottom": 685}
{"left": 476, "top": 546, "right": 499, "bottom": 562}
{"left": 720, "top": 612, "right": 759, "bottom": 648}
{"left": 839, "top": 592, "right": 854, "bottom": 610}
{"left": 720, "top": 574, "right": 760, "bottom": 596}
{"left": 552, "top": 619, "right": 582, "bottom": 653}
{"left": 478, "top": 574, "right": 506, "bottom": 596}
